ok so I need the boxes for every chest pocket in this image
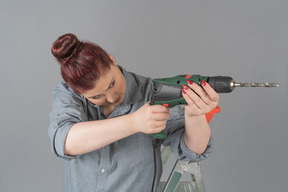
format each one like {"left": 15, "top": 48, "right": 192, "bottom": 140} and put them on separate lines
{"left": 118, "top": 133, "right": 154, "bottom": 167}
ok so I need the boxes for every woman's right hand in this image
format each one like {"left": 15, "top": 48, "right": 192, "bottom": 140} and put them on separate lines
{"left": 131, "top": 102, "right": 170, "bottom": 134}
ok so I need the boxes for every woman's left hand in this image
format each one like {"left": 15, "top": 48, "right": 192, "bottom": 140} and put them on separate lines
{"left": 182, "top": 80, "right": 219, "bottom": 117}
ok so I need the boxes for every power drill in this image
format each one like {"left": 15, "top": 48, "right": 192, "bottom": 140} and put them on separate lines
{"left": 150, "top": 74, "right": 279, "bottom": 139}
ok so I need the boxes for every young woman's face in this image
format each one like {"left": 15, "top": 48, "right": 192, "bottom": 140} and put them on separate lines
{"left": 82, "top": 63, "right": 126, "bottom": 107}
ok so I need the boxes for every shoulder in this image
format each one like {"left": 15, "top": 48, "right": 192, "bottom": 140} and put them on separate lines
{"left": 51, "top": 81, "right": 85, "bottom": 107}
{"left": 119, "top": 66, "right": 154, "bottom": 105}
{"left": 123, "top": 68, "right": 153, "bottom": 92}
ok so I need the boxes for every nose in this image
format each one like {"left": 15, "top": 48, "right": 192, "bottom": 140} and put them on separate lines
{"left": 106, "top": 94, "right": 119, "bottom": 104}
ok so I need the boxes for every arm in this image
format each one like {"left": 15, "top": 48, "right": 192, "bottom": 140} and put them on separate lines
{"left": 182, "top": 80, "right": 219, "bottom": 154}
{"left": 65, "top": 114, "right": 136, "bottom": 155}
{"left": 184, "top": 114, "right": 211, "bottom": 155}
{"left": 65, "top": 102, "right": 170, "bottom": 156}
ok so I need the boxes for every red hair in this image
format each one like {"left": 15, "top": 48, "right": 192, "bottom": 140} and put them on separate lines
{"left": 51, "top": 33, "right": 112, "bottom": 94}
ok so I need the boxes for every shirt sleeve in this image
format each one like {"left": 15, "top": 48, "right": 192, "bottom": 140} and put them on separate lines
{"left": 162, "top": 105, "right": 214, "bottom": 162}
{"left": 48, "top": 83, "right": 88, "bottom": 159}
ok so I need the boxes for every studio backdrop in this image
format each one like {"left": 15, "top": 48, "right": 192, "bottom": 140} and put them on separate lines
{"left": 0, "top": 1, "right": 287, "bottom": 192}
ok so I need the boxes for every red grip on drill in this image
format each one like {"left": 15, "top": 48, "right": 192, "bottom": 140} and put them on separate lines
{"left": 205, "top": 106, "right": 221, "bottom": 123}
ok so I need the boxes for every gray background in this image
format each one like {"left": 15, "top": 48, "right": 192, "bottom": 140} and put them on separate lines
{"left": 1, "top": 0, "right": 287, "bottom": 191}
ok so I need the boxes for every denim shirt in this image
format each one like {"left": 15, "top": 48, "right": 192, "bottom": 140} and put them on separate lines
{"left": 48, "top": 66, "right": 213, "bottom": 192}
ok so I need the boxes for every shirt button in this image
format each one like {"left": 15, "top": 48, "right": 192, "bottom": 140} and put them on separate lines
{"left": 101, "top": 169, "right": 105, "bottom": 173}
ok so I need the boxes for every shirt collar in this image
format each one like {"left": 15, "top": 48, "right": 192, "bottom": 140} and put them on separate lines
{"left": 119, "top": 66, "right": 144, "bottom": 106}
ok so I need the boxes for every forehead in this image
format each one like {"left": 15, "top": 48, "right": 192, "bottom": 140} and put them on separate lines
{"left": 82, "top": 66, "right": 115, "bottom": 96}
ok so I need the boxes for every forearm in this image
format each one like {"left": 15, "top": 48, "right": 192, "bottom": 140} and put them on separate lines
{"left": 184, "top": 113, "right": 211, "bottom": 155}
{"left": 65, "top": 113, "right": 136, "bottom": 156}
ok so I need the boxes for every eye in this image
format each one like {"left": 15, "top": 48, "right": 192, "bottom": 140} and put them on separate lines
{"left": 109, "top": 80, "right": 115, "bottom": 88}
{"left": 92, "top": 95, "right": 101, "bottom": 100}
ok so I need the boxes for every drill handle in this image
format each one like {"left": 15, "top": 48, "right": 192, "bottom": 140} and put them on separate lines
{"left": 151, "top": 75, "right": 209, "bottom": 108}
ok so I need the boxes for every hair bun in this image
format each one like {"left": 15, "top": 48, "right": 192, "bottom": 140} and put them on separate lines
{"left": 51, "top": 33, "right": 80, "bottom": 64}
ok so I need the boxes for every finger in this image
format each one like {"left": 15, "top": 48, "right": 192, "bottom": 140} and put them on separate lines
{"left": 148, "top": 119, "right": 167, "bottom": 130}
{"left": 200, "top": 80, "right": 219, "bottom": 102}
{"left": 150, "top": 104, "right": 170, "bottom": 113}
{"left": 151, "top": 112, "right": 170, "bottom": 121}
{"left": 154, "top": 120, "right": 167, "bottom": 128}
{"left": 182, "top": 88, "right": 196, "bottom": 106}
{"left": 187, "top": 80, "right": 218, "bottom": 104}
{"left": 149, "top": 125, "right": 166, "bottom": 134}
{"left": 183, "top": 85, "right": 209, "bottom": 110}
{"left": 182, "top": 90, "right": 203, "bottom": 114}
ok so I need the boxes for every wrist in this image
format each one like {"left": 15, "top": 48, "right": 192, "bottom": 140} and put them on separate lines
{"left": 184, "top": 106, "right": 203, "bottom": 118}
{"left": 128, "top": 112, "right": 140, "bottom": 134}
{"left": 185, "top": 111, "right": 207, "bottom": 124}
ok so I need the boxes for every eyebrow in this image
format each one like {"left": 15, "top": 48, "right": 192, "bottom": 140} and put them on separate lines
{"left": 88, "top": 77, "right": 115, "bottom": 99}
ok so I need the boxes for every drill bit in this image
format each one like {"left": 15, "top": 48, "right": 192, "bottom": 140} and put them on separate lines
{"left": 233, "top": 82, "right": 279, "bottom": 88}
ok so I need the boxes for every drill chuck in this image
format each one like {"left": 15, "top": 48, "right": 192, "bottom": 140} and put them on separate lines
{"left": 207, "top": 76, "right": 235, "bottom": 93}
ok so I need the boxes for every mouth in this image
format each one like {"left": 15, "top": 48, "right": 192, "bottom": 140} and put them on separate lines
{"left": 113, "top": 96, "right": 121, "bottom": 104}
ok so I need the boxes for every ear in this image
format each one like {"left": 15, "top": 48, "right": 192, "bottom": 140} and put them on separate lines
{"left": 109, "top": 54, "right": 117, "bottom": 65}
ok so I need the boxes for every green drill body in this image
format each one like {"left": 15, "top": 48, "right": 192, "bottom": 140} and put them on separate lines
{"left": 151, "top": 75, "right": 209, "bottom": 108}
{"left": 150, "top": 75, "right": 210, "bottom": 139}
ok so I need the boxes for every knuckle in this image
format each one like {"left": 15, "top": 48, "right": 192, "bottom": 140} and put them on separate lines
{"left": 159, "top": 125, "right": 166, "bottom": 131}
{"left": 211, "top": 93, "right": 219, "bottom": 101}
{"left": 147, "top": 106, "right": 153, "bottom": 113}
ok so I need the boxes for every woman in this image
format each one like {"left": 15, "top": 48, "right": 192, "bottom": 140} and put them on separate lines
{"left": 48, "top": 33, "right": 219, "bottom": 192}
